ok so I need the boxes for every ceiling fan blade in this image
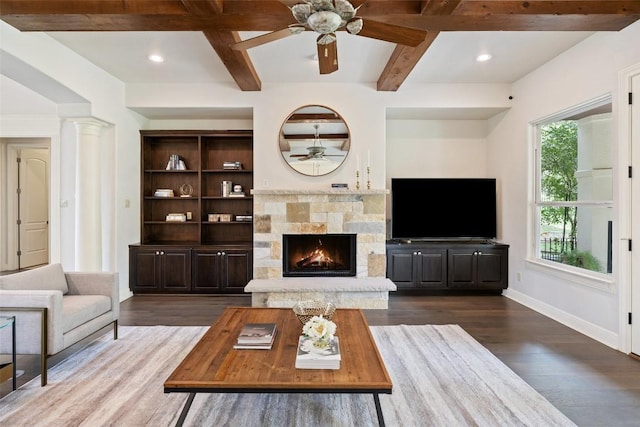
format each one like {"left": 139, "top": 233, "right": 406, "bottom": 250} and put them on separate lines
{"left": 231, "top": 28, "right": 295, "bottom": 51}
{"left": 317, "top": 40, "right": 338, "bottom": 75}
{"left": 357, "top": 19, "right": 427, "bottom": 47}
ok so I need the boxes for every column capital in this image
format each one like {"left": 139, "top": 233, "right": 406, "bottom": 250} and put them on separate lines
{"left": 67, "top": 117, "right": 111, "bottom": 136}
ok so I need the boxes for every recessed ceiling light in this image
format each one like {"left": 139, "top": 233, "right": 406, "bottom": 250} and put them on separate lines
{"left": 476, "top": 53, "right": 492, "bottom": 62}
{"left": 148, "top": 54, "right": 165, "bottom": 63}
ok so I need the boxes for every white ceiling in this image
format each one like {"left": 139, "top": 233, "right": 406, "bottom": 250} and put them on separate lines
{"left": 44, "top": 29, "right": 594, "bottom": 120}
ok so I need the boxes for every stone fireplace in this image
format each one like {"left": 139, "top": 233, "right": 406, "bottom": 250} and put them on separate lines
{"left": 246, "top": 189, "right": 396, "bottom": 308}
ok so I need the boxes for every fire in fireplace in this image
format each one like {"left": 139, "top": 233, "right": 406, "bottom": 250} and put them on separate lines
{"left": 282, "top": 234, "right": 356, "bottom": 277}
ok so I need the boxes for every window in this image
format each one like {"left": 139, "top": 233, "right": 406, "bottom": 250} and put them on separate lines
{"left": 534, "top": 97, "right": 613, "bottom": 275}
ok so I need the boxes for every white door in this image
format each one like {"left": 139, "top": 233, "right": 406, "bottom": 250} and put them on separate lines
{"left": 632, "top": 73, "right": 640, "bottom": 356}
{"left": 17, "top": 148, "right": 50, "bottom": 268}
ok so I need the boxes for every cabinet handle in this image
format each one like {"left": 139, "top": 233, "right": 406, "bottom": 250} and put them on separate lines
{"left": 155, "top": 251, "right": 160, "bottom": 255}
{"left": 160, "top": 251, "right": 165, "bottom": 255}
{"left": 221, "top": 251, "right": 226, "bottom": 256}
{"left": 217, "top": 251, "right": 222, "bottom": 256}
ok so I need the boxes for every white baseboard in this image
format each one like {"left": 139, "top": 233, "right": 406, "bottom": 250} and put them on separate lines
{"left": 504, "top": 288, "right": 620, "bottom": 351}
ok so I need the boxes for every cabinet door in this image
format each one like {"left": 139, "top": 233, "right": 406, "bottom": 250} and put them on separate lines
{"left": 416, "top": 249, "right": 447, "bottom": 288}
{"left": 386, "top": 249, "right": 417, "bottom": 288}
{"left": 130, "top": 249, "right": 161, "bottom": 291}
{"left": 219, "top": 249, "right": 253, "bottom": 292}
{"left": 192, "top": 250, "right": 223, "bottom": 292}
{"left": 448, "top": 248, "right": 477, "bottom": 288}
{"left": 448, "top": 246, "right": 508, "bottom": 289}
{"left": 476, "top": 248, "right": 508, "bottom": 288}
{"left": 161, "top": 249, "right": 191, "bottom": 291}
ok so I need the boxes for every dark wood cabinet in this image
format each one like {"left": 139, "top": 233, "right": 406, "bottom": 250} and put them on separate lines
{"left": 130, "top": 130, "right": 254, "bottom": 294}
{"left": 386, "top": 246, "right": 447, "bottom": 289}
{"left": 386, "top": 241, "right": 508, "bottom": 292}
{"left": 129, "top": 246, "right": 191, "bottom": 293}
{"left": 448, "top": 246, "right": 508, "bottom": 289}
{"left": 192, "top": 246, "right": 252, "bottom": 293}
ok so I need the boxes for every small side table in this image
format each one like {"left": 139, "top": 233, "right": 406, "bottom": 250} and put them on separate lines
{"left": 0, "top": 315, "right": 17, "bottom": 391}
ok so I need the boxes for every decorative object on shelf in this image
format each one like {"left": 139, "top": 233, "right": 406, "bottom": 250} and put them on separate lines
{"left": 280, "top": 105, "right": 350, "bottom": 177}
{"left": 180, "top": 183, "right": 194, "bottom": 197}
{"left": 207, "top": 213, "right": 232, "bottom": 222}
{"left": 186, "top": 211, "right": 192, "bottom": 221}
{"left": 221, "top": 180, "right": 232, "bottom": 197}
{"left": 292, "top": 300, "right": 336, "bottom": 325}
{"left": 235, "top": 215, "right": 253, "bottom": 222}
{"left": 166, "top": 154, "right": 186, "bottom": 170}
{"left": 302, "top": 315, "right": 337, "bottom": 349}
{"left": 154, "top": 189, "right": 174, "bottom": 197}
{"left": 166, "top": 213, "right": 187, "bottom": 222}
{"left": 223, "top": 161, "right": 242, "bottom": 170}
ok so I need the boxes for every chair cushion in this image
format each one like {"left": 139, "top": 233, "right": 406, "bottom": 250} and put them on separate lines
{"left": 0, "top": 263, "right": 68, "bottom": 294}
{"left": 62, "top": 295, "right": 112, "bottom": 333}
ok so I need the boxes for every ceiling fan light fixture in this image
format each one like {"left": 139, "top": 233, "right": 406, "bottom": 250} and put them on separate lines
{"left": 346, "top": 18, "right": 363, "bottom": 35}
{"left": 317, "top": 33, "right": 337, "bottom": 46}
{"left": 307, "top": 11, "right": 342, "bottom": 34}
{"left": 288, "top": 24, "right": 306, "bottom": 35}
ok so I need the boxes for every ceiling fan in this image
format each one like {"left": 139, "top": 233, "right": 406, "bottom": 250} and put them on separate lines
{"left": 231, "top": 0, "right": 427, "bottom": 75}
{"left": 290, "top": 124, "right": 345, "bottom": 161}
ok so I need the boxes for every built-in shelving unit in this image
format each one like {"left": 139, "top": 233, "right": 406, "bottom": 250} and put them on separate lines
{"left": 129, "top": 130, "right": 253, "bottom": 294}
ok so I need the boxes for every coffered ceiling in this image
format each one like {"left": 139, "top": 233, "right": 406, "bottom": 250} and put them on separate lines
{"left": 1, "top": 1, "right": 639, "bottom": 92}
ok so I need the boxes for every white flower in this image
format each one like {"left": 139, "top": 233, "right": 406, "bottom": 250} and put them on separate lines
{"left": 302, "top": 315, "right": 337, "bottom": 341}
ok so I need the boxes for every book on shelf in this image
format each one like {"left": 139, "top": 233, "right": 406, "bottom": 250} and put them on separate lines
{"left": 234, "top": 323, "right": 277, "bottom": 350}
{"left": 295, "top": 336, "right": 341, "bottom": 370}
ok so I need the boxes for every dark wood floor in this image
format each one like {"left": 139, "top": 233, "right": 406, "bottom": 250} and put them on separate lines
{"left": 3, "top": 293, "right": 640, "bottom": 426}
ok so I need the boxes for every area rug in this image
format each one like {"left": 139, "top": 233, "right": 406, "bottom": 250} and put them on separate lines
{"left": 0, "top": 325, "right": 576, "bottom": 427}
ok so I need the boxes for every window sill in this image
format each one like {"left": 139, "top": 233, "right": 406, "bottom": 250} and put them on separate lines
{"left": 525, "top": 258, "right": 615, "bottom": 293}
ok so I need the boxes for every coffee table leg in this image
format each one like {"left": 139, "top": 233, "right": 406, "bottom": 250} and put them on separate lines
{"left": 373, "top": 393, "right": 385, "bottom": 427}
{"left": 175, "top": 392, "right": 196, "bottom": 427}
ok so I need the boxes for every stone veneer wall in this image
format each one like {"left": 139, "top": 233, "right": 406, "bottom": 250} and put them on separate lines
{"left": 252, "top": 189, "right": 389, "bottom": 279}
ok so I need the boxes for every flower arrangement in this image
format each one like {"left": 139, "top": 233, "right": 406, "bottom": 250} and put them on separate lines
{"left": 302, "top": 315, "right": 337, "bottom": 348}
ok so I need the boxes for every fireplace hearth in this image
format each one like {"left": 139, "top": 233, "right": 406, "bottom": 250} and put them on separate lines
{"left": 283, "top": 234, "right": 356, "bottom": 277}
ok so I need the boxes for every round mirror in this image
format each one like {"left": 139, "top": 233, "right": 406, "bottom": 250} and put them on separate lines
{"left": 280, "top": 105, "right": 350, "bottom": 176}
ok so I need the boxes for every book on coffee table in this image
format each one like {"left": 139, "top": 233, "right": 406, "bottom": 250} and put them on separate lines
{"left": 295, "top": 336, "right": 341, "bottom": 370}
{"left": 234, "top": 323, "right": 277, "bottom": 349}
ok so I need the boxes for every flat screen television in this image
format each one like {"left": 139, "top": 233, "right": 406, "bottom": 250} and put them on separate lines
{"left": 391, "top": 178, "right": 497, "bottom": 241}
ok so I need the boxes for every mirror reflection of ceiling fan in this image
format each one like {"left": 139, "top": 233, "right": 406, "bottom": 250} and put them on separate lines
{"left": 231, "top": 0, "right": 427, "bottom": 75}
{"left": 290, "top": 124, "right": 345, "bottom": 161}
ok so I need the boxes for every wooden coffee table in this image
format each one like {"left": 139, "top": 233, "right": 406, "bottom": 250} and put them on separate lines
{"left": 164, "top": 307, "right": 393, "bottom": 426}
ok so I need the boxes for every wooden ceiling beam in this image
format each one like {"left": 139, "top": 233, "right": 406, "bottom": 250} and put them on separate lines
{"left": 181, "top": 0, "right": 261, "bottom": 91}
{"left": 377, "top": 0, "right": 463, "bottom": 92}
{"left": 2, "top": 0, "right": 639, "bottom": 92}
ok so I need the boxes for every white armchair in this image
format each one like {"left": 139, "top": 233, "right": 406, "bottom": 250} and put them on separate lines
{"left": 0, "top": 263, "right": 119, "bottom": 386}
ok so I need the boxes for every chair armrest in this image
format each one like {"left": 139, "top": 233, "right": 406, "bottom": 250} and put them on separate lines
{"left": 0, "top": 290, "right": 63, "bottom": 354}
{"left": 65, "top": 272, "right": 119, "bottom": 320}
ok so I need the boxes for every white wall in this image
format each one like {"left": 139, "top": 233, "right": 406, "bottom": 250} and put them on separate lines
{"left": 0, "top": 22, "right": 147, "bottom": 301}
{"left": 487, "top": 22, "right": 640, "bottom": 348}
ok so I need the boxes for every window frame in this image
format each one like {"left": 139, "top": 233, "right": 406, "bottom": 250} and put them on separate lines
{"left": 529, "top": 94, "right": 615, "bottom": 291}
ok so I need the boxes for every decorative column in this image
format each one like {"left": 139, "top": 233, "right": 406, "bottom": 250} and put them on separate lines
{"left": 71, "top": 118, "right": 108, "bottom": 271}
